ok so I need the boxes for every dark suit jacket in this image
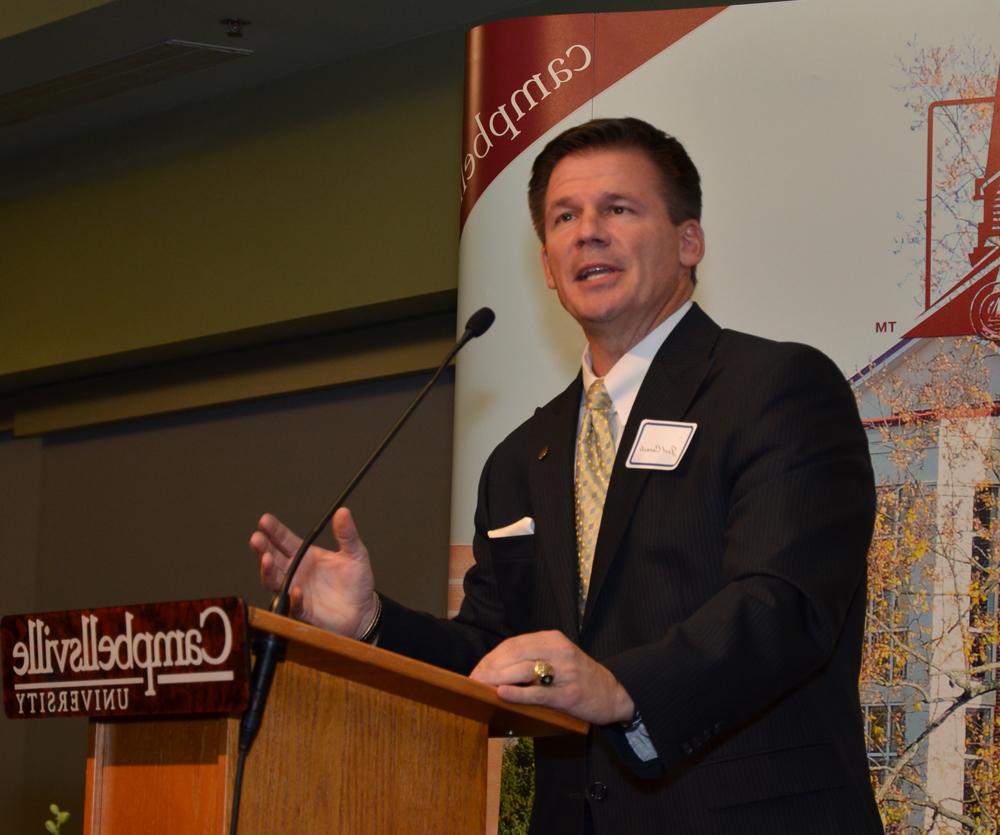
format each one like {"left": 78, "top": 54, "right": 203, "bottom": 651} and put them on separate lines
{"left": 381, "top": 304, "right": 884, "bottom": 834}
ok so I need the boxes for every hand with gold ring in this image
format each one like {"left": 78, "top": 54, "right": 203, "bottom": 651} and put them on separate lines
{"left": 533, "top": 659, "right": 555, "bottom": 687}
{"left": 469, "top": 629, "right": 634, "bottom": 725}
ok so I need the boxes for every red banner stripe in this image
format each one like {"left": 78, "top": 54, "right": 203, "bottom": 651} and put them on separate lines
{"left": 460, "top": 7, "right": 727, "bottom": 229}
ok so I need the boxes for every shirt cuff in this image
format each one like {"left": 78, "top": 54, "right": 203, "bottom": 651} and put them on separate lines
{"left": 624, "top": 719, "right": 658, "bottom": 762}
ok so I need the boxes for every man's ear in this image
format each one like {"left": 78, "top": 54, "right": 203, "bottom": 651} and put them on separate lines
{"left": 679, "top": 220, "right": 705, "bottom": 268}
{"left": 541, "top": 245, "right": 556, "bottom": 289}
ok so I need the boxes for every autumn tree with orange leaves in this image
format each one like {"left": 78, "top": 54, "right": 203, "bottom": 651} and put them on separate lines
{"left": 860, "top": 336, "right": 1000, "bottom": 834}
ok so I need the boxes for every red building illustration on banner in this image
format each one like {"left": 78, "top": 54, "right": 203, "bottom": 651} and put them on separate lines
{"left": 905, "top": 66, "right": 1000, "bottom": 341}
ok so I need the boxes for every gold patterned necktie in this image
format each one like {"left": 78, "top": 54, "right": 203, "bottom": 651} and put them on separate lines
{"left": 575, "top": 378, "right": 615, "bottom": 617}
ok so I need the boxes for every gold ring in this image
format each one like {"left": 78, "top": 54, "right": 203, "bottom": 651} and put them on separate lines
{"left": 532, "top": 659, "right": 555, "bottom": 687}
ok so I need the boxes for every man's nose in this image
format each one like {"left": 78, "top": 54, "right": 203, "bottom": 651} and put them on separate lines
{"left": 576, "top": 208, "right": 608, "bottom": 247}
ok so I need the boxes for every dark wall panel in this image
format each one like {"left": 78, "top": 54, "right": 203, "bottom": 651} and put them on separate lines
{"left": 0, "top": 434, "right": 42, "bottom": 832}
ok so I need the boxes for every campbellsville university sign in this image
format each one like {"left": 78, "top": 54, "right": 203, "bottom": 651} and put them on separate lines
{"left": 1, "top": 597, "right": 249, "bottom": 719}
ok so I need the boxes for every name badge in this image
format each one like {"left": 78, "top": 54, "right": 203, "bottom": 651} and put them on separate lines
{"left": 625, "top": 420, "right": 697, "bottom": 470}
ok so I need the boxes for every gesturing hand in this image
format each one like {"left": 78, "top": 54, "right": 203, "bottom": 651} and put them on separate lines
{"left": 249, "top": 507, "right": 377, "bottom": 639}
{"left": 469, "top": 630, "right": 634, "bottom": 725}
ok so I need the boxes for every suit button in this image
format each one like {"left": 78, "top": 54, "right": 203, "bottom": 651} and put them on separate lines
{"left": 587, "top": 780, "right": 608, "bottom": 801}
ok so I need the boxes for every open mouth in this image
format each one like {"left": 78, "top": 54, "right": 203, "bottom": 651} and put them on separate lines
{"left": 576, "top": 265, "right": 619, "bottom": 281}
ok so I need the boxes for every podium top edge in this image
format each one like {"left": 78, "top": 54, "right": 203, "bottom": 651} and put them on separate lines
{"left": 248, "top": 607, "right": 587, "bottom": 738}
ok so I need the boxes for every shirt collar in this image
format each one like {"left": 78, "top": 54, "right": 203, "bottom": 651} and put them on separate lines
{"left": 581, "top": 300, "right": 692, "bottom": 429}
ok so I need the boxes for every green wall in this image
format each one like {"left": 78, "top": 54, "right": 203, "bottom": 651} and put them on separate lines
{"left": 0, "top": 0, "right": 113, "bottom": 38}
{"left": 0, "top": 0, "right": 750, "bottom": 420}
{"left": 0, "top": 29, "right": 464, "bottom": 392}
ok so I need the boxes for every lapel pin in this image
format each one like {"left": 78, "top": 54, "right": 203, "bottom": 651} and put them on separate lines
{"left": 537, "top": 445, "right": 549, "bottom": 461}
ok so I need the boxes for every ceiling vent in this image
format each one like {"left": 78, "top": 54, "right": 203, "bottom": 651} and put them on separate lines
{"left": 0, "top": 40, "right": 252, "bottom": 129}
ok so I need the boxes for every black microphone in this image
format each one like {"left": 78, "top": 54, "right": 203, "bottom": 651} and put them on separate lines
{"left": 229, "top": 307, "right": 495, "bottom": 835}
{"left": 465, "top": 306, "right": 495, "bottom": 338}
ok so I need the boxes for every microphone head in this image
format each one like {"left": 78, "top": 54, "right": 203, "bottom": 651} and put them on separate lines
{"left": 464, "top": 307, "right": 496, "bottom": 338}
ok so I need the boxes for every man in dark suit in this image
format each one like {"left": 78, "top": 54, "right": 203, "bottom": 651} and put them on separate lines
{"left": 252, "top": 118, "right": 884, "bottom": 834}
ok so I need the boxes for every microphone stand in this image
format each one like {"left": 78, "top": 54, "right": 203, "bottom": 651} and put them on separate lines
{"left": 228, "top": 307, "right": 494, "bottom": 835}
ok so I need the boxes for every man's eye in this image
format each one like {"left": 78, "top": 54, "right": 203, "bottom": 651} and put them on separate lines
{"left": 555, "top": 212, "right": 574, "bottom": 224}
{"left": 609, "top": 205, "right": 627, "bottom": 215}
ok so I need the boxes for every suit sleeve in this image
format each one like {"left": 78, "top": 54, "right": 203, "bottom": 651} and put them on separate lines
{"left": 601, "top": 345, "right": 876, "bottom": 775}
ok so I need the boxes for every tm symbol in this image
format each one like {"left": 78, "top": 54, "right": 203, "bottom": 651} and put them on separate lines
{"left": 875, "top": 321, "right": 896, "bottom": 334}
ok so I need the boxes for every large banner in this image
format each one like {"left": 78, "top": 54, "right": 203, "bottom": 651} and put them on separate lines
{"left": 452, "top": 1, "right": 1000, "bottom": 830}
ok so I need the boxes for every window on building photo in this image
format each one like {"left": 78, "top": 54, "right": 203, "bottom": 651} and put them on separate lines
{"left": 864, "top": 703, "right": 907, "bottom": 786}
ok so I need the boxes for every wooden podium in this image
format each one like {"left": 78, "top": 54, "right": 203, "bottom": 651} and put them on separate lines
{"left": 82, "top": 607, "right": 587, "bottom": 834}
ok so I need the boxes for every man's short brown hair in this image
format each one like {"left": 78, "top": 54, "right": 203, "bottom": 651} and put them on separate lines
{"left": 527, "top": 117, "right": 702, "bottom": 241}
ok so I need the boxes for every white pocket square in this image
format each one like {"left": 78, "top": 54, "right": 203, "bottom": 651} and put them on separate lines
{"left": 487, "top": 516, "right": 535, "bottom": 539}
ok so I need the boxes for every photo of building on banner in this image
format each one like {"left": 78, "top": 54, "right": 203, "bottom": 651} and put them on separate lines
{"left": 452, "top": 1, "right": 1000, "bottom": 831}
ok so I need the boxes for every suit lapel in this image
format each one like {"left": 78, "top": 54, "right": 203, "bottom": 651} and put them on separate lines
{"left": 528, "top": 376, "right": 584, "bottom": 639}
{"left": 582, "top": 304, "right": 721, "bottom": 628}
